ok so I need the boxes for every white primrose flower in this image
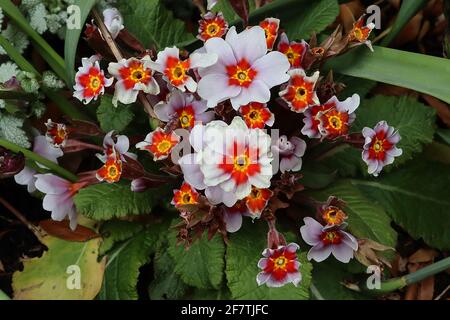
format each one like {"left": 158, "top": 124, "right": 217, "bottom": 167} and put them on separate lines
{"left": 197, "top": 26, "right": 290, "bottom": 110}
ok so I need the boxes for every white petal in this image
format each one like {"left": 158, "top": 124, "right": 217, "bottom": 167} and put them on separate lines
{"left": 113, "top": 80, "right": 139, "bottom": 105}
{"left": 197, "top": 73, "right": 241, "bottom": 108}
{"left": 307, "top": 243, "right": 332, "bottom": 262}
{"left": 205, "top": 186, "right": 237, "bottom": 207}
{"left": 225, "top": 26, "right": 267, "bottom": 64}
{"left": 223, "top": 208, "right": 243, "bottom": 233}
{"left": 230, "top": 80, "right": 270, "bottom": 110}
{"left": 199, "top": 37, "right": 236, "bottom": 76}
{"left": 35, "top": 174, "right": 69, "bottom": 195}
{"left": 331, "top": 243, "right": 355, "bottom": 263}
{"left": 178, "top": 153, "right": 207, "bottom": 190}
{"left": 300, "top": 217, "right": 323, "bottom": 246}
{"left": 253, "top": 51, "right": 290, "bottom": 88}
{"left": 190, "top": 52, "right": 218, "bottom": 69}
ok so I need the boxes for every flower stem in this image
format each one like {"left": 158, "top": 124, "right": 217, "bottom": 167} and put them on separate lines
{"left": 361, "top": 256, "right": 450, "bottom": 295}
{"left": 0, "top": 138, "right": 78, "bottom": 182}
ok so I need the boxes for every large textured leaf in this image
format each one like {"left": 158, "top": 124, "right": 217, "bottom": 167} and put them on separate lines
{"left": 99, "top": 220, "right": 143, "bottom": 256}
{"left": 96, "top": 95, "right": 134, "bottom": 133}
{"left": 117, "top": 0, "right": 195, "bottom": 49}
{"left": 308, "top": 181, "right": 397, "bottom": 247}
{"left": 225, "top": 221, "right": 312, "bottom": 300}
{"left": 326, "top": 46, "right": 450, "bottom": 104}
{"left": 12, "top": 234, "right": 105, "bottom": 299}
{"left": 311, "top": 260, "right": 370, "bottom": 300}
{"left": 284, "top": 0, "right": 339, "bottom": 40}
{"left": 168, "top": 223, "right": 225, "bottom": 289}
{"left": 64, "top": 0, "right": 97, "bottom": 86}
{"left": 352, "top": 160, "right": 450, "bottom": 250}
{"left": 149, "top": 246, "right": 188, "bottom": 300}
{"left": 74, "top": 182, "right": 166, "bottom": 220}
{"left": 97, "top": 225, "right": 163, "bottom": 300}
{"left": 320, "top": 95, "right": 436, "bottom": 176}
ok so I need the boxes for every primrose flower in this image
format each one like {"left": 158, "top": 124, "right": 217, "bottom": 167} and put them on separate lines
{"left": 362, "top": 121, "right": 403, "bottom": 177}
{"left": 321, "top": 205, "right": 348, "bottom": 228}
{"left": 302, "top": 94, "right": 360, "bottom": 139}
{"left": 178, "top": 116, "right": 273, "bottom": 206}
{"left": 103, "top": 8, "right": 124, "bottom": 39}
{"left": 277, "top": 32, "right": 308, "bottom": 68}
{"left": 149, "top": 47, "right": 217, "bottom": 92}
{"left": 108, "top": 56, "right": 159, "bottom": 106}
{"left": 279, "top": 69, "right": 319, "bottom": 113}
{"left": 136, "top": 127, "right": 180, "bottom": 161}
{"left": 35, "top": 174, "right": 85, "bottom": 230}
{"left": 73, "top": 55, "right": 113, "bottom": 104}
{"left": 197, "top": 26, "right": 290, "bottom": 110}
{"left": 259, "top": 18, "right": 280, "bottom": 51}
{"left": 239, "top": 102, "right": 274, "bottom": 129}
{"left": 198, "top": 12, "right": 228, "bottom": 42}
{"left": 244, "top": 186, "right": 273, "bottom": 218}
{"left": 96, "top": 154, "right": 123, "bottom": 183}
{"left": 300, "top": 217, "right": 358, "bottom": 263}
{"left": 45, "top": 119, "right": 68, "bottom": 147}
{"left": 171, "top": 182, "right": 199, "bottom": 207}
{"left": 154, "top": 90, "right": 215, "bottom": 130}
{"left": 14, "top": 135, "right": 63, "bottom": 193}
{"left": 257, "top": 243, "right": 302, "bottom": 288}
{"left": 98, "top": 131, "right": 135, "bottom": 163}
{"left": 348, "top": 16, "right": 375, "bottom": 51}
{"left": 272, "top": 135, "right": 306, "bottom": 173}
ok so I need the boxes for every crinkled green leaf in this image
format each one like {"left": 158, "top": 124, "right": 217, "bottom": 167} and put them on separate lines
{"left": 352, "top": 159, "right": 450, "bottom": 250}
{"left": 284, "top": 0, "right": 339, "bottom": 40}
{"left": 168, "top": 222, "right": 225, "bottom": 290}
{"left": 97, "top": 225, "right": 163, "bottom": 300}
{"left": 149, "top": 246, "right": 188, "bottom": 300}
{"left": 74, "top": 182, "right": 167, "bottom": 220}
{"left": 225, "top": 221, "right": 312, "bottom": 300}
{"left": 117, "top": 0, "right": 195, "bottom": 49}
{"left": 308, "top": 181, "right": 397, "bottom": 247}
{"left": 96, "top": 95, "right": 134, "bottom": 133}
{"left": 99, "top": 220, "right": 144, "bottom": 256}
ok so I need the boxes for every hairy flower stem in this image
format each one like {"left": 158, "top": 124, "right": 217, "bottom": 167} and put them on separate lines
{"left": 360, "top": 256, "right": 450, "bottom": 295}
{"left": 0, "top": 138, "right": 78, "bottom": 182}
{"left": 91, "top": 8, "right": 159, "bottom": 119}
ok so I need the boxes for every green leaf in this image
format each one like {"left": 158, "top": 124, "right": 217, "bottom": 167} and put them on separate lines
{"left": 74, "top": 182, "right": 167, "bottom": 220}
{"left": 13, "top": 234, "right": 105, "bottom": 299}
{"left": 117, "top": 0, "right": 195, "bottom": 49}
{"left": 301, "top": 162, "right": 337, "bottom": 189}
{"left": 326, "top": 46, "right": 450, "bottom": 104}
{"left": 149, "top": 247, "right": 188, "bottom": 300}
{"left": 0, "top": 0, "right": 68, "bottom": 84}
{"left": 168, "top": 223, "right": 225, "bottom": 290}
{"left": 97, "top": 225, "right": 162, "bottom": 300}
{"left": 335, "top": 74, "right": 376, "bottom": 100}
{"left": 320, "top": 95, "right": 436, "bottom": 176}
{"left": 436, "top": 129, "right": 450, "bottom": 146}
{"left": 308, "top": 181, "right": 397, "bottom": 247}
{"left": 99, "top": 220, "right": 143, "bottom": 256}
{"left": 96, "top": 95, "right": 134, "bottom": 133}
{"left": 311, "top": 259, "right": 371, "bottom": 300}
{"left": 225, "top": 221, "right": 312, "bottom": 300}
{"left": 64, "top": 0, "right": 97, "bottom": 86}
{"left": 351, "top": 159, "right": 450, "bottom": 250}
{"left": 381, "top": 0, "right": 428, "bottom": 46}
{"left": 284, "top": 0, "right": 339, "bottom": 40}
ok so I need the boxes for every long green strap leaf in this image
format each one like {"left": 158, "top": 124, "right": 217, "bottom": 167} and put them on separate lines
{"left": 0, "top": 0, "right": 68, "bottom": 84}
{"left": 381, "top": 0, "right": 428, "bottom": 46}
{"left": 64, "top": 0, "right": 98, "bottom": 87}
{"left": 325, "top": 46, "right": 450, "bottom": 104}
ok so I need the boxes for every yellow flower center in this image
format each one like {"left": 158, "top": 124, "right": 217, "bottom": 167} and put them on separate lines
{"left": 157, "top": 140, "right": 172, "bottom": 153}
{"left": 206, "top": 23, "right": 219, "bottom": 36}
{"left": 372, "top": 139, "right": 384, "bottom": 153}
{"left": 234, "top": 155, "right": 250, "bottom": 172}
{"left": 274, "top": 256, "right": 287, "bottom": 269}
{"left": 179, "top": 111, "right": 194, "bottom": 128}
{"left": 90, "top": 76, "right": 101, "bottom": 89}
{"left": 328, "top": 115, "right": 342, "bottom": 130}
{"left": 295, "top": 87, "right": 307, "bottom": 101}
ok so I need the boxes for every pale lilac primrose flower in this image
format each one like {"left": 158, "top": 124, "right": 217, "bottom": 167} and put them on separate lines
{"left": 102, "top": 8, "right": 124, "bottom": 39}
{"left": 108, "top": 56, "right": 159, "bottom": 106}
{"left": 362, "top": 121, "right": 403, "bottom": 177}
{"left": 300, "top": 217, "right": 358, "bottom": 263}
{"left": 272, "top": 135, "right": 306, "bottom": 173}
{"left": 14, "top": 135, "right": 63, "bottom": 193}
{"left": 222, "top": 201, "right": 247, "bottom": 233}
{"left": 73, "top": 55, "right": 113, "bottom": 104}
{"left": 197, "top": 26, "right": 290, "bottom": 110}
{"left": 35, "top": 174, "right": 86, "bottom": 230}
{"left": 97, "top": 131, "right": 136, "bottom": 163}
{"left": 154, "top": 90, "right": 215, "bottom": 130}
{"left": 256, "top": 243, "right": 302, "bottom": 288}
{"left": 149, "top": 46, "right": 217, "bottom": 92}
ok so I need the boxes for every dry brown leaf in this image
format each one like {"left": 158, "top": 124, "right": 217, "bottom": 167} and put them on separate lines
{"left": 39, "top": 219, "right": 100, "bottom": 242}
{"left": 409, "top": 248, "right": 438, "bottom": 264}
